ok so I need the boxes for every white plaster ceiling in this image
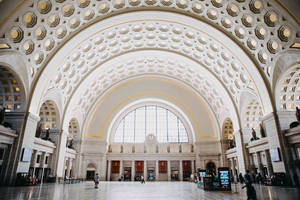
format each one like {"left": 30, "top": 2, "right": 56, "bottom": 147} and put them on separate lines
{"left": 0, "top": 0, "right": 298, "bottom": 84}
{"left": 0, "top": 0, "right": 298, "bottom": 138}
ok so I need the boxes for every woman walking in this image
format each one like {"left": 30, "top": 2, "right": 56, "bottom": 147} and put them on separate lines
{"left": 94, "top": 173, "right": 100, "bottom": 189}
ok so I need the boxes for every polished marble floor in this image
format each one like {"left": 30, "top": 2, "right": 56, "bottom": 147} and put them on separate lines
{"left": 0, "top": 181, "right": 299, "bottom": 200}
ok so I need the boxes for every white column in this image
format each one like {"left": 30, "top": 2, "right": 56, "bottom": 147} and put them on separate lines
{"left": 231, "top": 158, "right": 236, "bottom": 182}
{"left": 100, "top": 156, "right": 107, "bottom": 181}
{"left": 256, "top": 152, "right": 263, "bottom": 174}
{"left": 40, "top": 152, "right": 46, "bottom": 168}
{"left": 119, "top": 160, "right": 123, "bottom": 179}
{"left": 179, "top": 160, "right": 183, "bottom": 181}
{"left": 191, "top": 160, "right": 195, "bottom": 174}
{"left": 263, "top": 113, "right": 289, "bottom": 174}
{"left": 156, "top": 160, "right": 159, "bottom": 181}
{"left": 131, "top": 160, "right": 135, "bottom": 181}
{"left": 40, "top": 152, "right": 46, "bottom": 182}
{"left": 107, "top": 160, "right": 111, "bottom": 181}
{"left": 234, "top": 130, "right": 247, "bottom": 174}
{"left": 16, "top": 113, "right": 40, "bottom": 174}
{"left": 55, "top": 131, "right": 68, "bottom": 178}
{"left": 68, "top": 158, "right": 73, "bottom": 177}
{"left": 167, "top": 160, "right": 171, "bottom": 181}
{"left": 30, "top": 150, "right": 38, "bottom": 176}
{"left": 144, "top": 160, "right": 147, "bottom": 180}
{"left": 264, "top": 149, "right": 273, "bottom": 176}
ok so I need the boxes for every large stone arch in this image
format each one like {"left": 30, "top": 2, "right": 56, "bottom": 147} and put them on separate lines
{"left": 0, "top": 65, "right": 27, "bottom": 113}
{"left": 273, "top": 52, "right": 300, "bottom": 111}
{"left": 271, "top": 51, "right": 300, "bottom": 94}
{"left": 221, "top": 118, "right": 235, "bottom": 151}
{"left": 81, "top": 76, "right": 221, "bottom": 142}
{"left": 27, "top": 11, "right": 274, "bottom": 130}
{"left": 0, "top": 52, "right": 29, "bottom": 104}
{"left": 38, "top": 99, "right": 61, "bottom": 130}
{"left": 62, "top": 50, "right": 239, "bottom": 138}
{"left": 0, "top": 0, "right": 298, "bottom": 86}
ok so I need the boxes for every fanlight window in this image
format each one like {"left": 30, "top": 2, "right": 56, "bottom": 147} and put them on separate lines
{"left": 114, "top": 105, "right": 189, "bottom": 143}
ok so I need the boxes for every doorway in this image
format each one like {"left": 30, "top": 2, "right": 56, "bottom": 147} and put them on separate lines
{"left": 123, "top": 167, "right": 131, "bottom": 181}
{"left": 86, "top": 170, "right": 95, "bottom": 180}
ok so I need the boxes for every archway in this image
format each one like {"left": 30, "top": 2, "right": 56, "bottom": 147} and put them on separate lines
{"left": 67, "top": 118, "right": 80, "bottom": 151}
{"left": 222, "top": 118, "right": 235, "bottom": 151}
{"left": 86, "top": 163, "right": 96, "bottom": 180}
{"left": 0, "top": 64, "right": 27, "bottom": 185}
{"left": 37, "top": 100, "right": 60, "bottom": 140}
{"left": 206, "top": 161, "right": 216, "bottom": 174}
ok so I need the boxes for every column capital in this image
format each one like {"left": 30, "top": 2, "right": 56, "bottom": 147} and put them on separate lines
{"left": 261, "top": 112, "right": 276, "bottom": 122}
{"left": 26, "top": 112, "right": 40, "bottom": 122}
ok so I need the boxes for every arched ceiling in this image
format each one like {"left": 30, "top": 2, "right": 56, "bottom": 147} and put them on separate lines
{"left": 275, "top": 64, "right": 300, "bottom": 111}
{"left": 81, "top": 77, "right": 220, "bottom": 141}
{"left": 28, "top": 11, "right": 274, "bottom": 125}
{"left": 0, "top": 65, "right": 26, "bottom": 112}
{"left": 62, "top": 51, "right": 239, "bottom": 136}
{"left": 0, "top": 0, "right": 298, "bottom": 137}
{"left": 0, "top": 0, "right": 299, "bottom": 85}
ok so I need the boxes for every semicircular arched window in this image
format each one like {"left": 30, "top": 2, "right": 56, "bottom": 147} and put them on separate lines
{"left": 114, "top": 105, "right": 189, "bottom": 143}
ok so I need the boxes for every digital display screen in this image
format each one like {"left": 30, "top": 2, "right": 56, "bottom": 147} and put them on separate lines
{"left": 21, "top": 148, "right": 32, "bottom": 162}
{"left": 219, "top": 170, "right": 230, "bottom": 190}
{"left": 199, "top": 171, "right": 206, "bottom": 184}
{"left": 199, "top": 172, "right": 206, "bottom": 177}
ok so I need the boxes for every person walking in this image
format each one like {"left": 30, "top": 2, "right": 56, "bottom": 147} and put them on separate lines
{"left": 239, "top": 173, "right": 244, "bottom": 184}
{"left": 244, "top": 170, "right": 252, "bottom": 184}
{"left": 140, "top": 175, "right": 145, "bottom": 184}
{"left": 243, "top": 170, "right": 256, "bottom": 200}
{"left": 242, "top": 181, "right": 257, "bottom": 200}
{"left": 94, "top": 173, "right": 100, "bottom": 189}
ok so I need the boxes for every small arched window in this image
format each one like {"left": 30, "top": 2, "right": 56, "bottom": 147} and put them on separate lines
{"left": 114, "top": 105, "right": 189, "bottom": 143}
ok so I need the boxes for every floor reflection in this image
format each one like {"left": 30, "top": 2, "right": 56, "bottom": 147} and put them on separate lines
{"left": 0, "top": 182, "right": 299, "bottom": 200}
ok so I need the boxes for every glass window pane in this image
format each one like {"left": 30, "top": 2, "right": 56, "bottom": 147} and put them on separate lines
{"left": 114, "top": 105, "right": 189, "bottom": 144}
{"left": 135, "top": 107, "right": 145, "bottom": 143}
{"left": 146, "top": 106, "right": 156, "bottom": 137}
{"left": 123, "top": 111, "right": 135, "bottom": 143}
{"left": 178, "top": 120, "right": 188, "bottom": 143}
{"left": 157, "top": 107, "right": 167, "bottom": 143}
{"left": 167, "top": 111, "right": 178, "bottom": 143}
{"left": 115, "top": 120, "right": 123, "bottom": 143}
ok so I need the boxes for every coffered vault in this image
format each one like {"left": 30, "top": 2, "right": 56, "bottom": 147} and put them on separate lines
{"left": 0, "top": 0, "right": 299, "bottom": 137}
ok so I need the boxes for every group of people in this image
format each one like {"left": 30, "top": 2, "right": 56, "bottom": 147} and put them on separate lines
{"left": 94, "top": 173, "right": 146, "bottom": 189}
{"left": 242, "top": 170, "right": 257, "bottom": 200}
{"left": 238, "top": 172, "right": 264, "bottom": 185}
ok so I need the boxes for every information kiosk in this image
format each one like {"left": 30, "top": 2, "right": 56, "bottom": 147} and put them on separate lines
{"left": 218, "top": 167, "right": 231, "bottom": 191}
{"left": 197, "top": 169, "right": 206, "bottom": 189}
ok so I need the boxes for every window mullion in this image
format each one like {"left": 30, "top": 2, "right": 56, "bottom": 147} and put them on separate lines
{"left": 122, "top": 117, "right": 125, "bottom": 144}
{"left": 177, "top": 116, "right": 180, "bottom": 143}
{"left": 145, "top": 106, "right": 147, "bottom": 139}
{"left": 166, "top": 109, "right": 168, "bottom": 143}
{"left": 155, "top": 105, "right": 157, "bottom": 138}
{"left": 134, "top": 109, "right": 136, "bottom": 143}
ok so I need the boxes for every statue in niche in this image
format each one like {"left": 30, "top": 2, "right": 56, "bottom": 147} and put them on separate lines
{"left": 68, "top": 139, "right": 74, "bottom": 149}
{"left": 0, "top": 108, "right": 6, "bottom": 125}
{"left": 43, "top": 128, "right": 51, "bottom": 141}
{"left": 250, "top": 128, "right": 259, "bottom": 142}
{"left": 296, "top": 107, "right": 300, "bottom": 123}
{"left": 259, "top": 123, "right": 266, "bottom": 138}
{"left": 228, "top": 139, "right": 235, "bottom": 149}
{"left": 290, "top": 107, "right": 300, "bottom": 128}
{"left": 35, "top": 122, "right": 42, "bottom": 138}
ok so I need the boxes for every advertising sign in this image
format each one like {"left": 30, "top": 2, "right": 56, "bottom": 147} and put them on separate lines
{"left": 218, "top": 167, "right": 231, "bottom": 191}
{"left": 270, "top": 148, "right": 281, "bottom": 162}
